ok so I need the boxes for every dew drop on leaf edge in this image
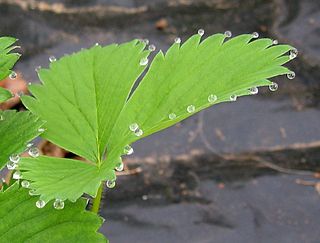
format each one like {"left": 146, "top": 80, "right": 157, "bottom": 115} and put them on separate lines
{"left": 224, "top": 30, "right": 232, "bottom": 38}
{"left": 289, "top": 48, "right": 298, "bottom": 59}
{"left": 13, "top": 171, "right": 22, "bottom": 180}
{"left": 21, "top": 180, "right": 30, "bottom": 188}
{"left": 174, "top": 37, "right": 181, "bottom": 44}
{"left": 148, "top": 44, "right": 156, "bottom": 51}
{"left": 28, "top": 147, "right": 40, "bottom": 158}
{"left": 124, "top": 145, "right": 134, "bottom": 155}
{"left": 134, "top": 128, "right": 143, "bottom": 137}
{"left": 252, "top": 32, "right": 259, "bottom": 38}
{"left": 36, "top": 200, "right": 46, "bottom": 208}
{"left": 187, "top": 105, "right": 195, "bottom": 113}
{"left": 198, "top": 29, "right": 204, "bottom": 36}
{"left": 9, "top": 71, "right": 17, "bottom": 80}
{"left": 129, "top": 123, "right": 139, "bottom": 132}
{"left": 115, "top": 162, "right": 124, "bottom": 172}
{"left": 287, "top": 71, "right": 296, "bottom": 79}
{"left": 168, "top": 113, "right": 177, "bottom": 120}
{"left": 269, "top": 82, "right": 278, "bottom": 91}
{"left": 53, "top": 199, "right": 65, "bottom": 210}
{"left": 7, "top": 161, "right": 17, "bottom": 170}
{"left": 140, "top": 57, "right": 148, "bottom": 66}
{"left": 9, "top": 154, "right": 20, "bottom": 163}
{"left": 249, "top": 87, "right": 258, "bottom": 95}
{"left": 230, "top": 94, "right": 237, "bottom": 101}
{"left": 106, "top": 180, "right": 116, "bottom": 188}
{"left": 208, "top": 94, "right": 217, "bottom": 103}
{"left": 49, "top": 56, "right": 56, "bottom": 62}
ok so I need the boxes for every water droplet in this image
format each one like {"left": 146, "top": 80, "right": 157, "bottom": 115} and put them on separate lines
{"left": 115, "top": 162, "right": 124, "bottom": 172}
{"left": 7, "top": 161, "right": 17, "bottom": 170}
{"left": 287, "top": 71, "right": 295, "bottom": 79}
{"left": 198, "top": 29, "right": 205, "bottom": 36}
{"left": 143, "top": 39, "right": 149, "bottom": 45}
{"left": 230, "top": 94, "right": 237, "bottom": 101}
{"left": 289, "top": 48, "right": 298, "bottom": 59}
{"left": 21, "top": 180, "right": 30, "bottom": 188}
{"left": 148, "top": 44, "right": 156, "bottom": 51}
{"left": 124, "top": 145, "right": 134, "bottom": 155}
{"left": 142, "top": 195, "right": 148, "bottom": 200}
{"left": 224, "top": 31, "right": 232, "bottom": 38}
{"left": 29, "top": 189, "right": 37, "bottom": 196}
{"left": 252, "top": 32, "right": 259, "bottom": 38}
{"left": 134, "top": 128, "right": 143, "bottom": 137}
{"left": 129, "top": 123, "right": 139, "bottom": 132}
{"left": 28, "top": 147, "right": 40, "bottom": 158}
{"left": 249, "top": 87, "right": 259, "bottom": 95}
{"left": 106, "top": 180, "right": 116, "bottom": 188}
{"left": 187, "top": 105, "right": 195, "bottom": 113}
{"left": 26, "top": 143, "right": 33, "bottom": 148}
{"left": 208, "top": 94, "right": 217, "bottom": 103}
{"left": 36, "top": 200, "right": 46, "bottom": 208}
{"left": 38, "top": 128, "right": 45, "bottom": 133}
{"left": 10, "top": 154, "right": 20, "bottom": 163}
{"left": 140, "top": 57, "right": 148, "bottom": 66}
{"left": 269, "top": 82, "right": 278, "bottom": 91}
{"left": 13, "top": 171, "right": 22, "bottom": 180}
{"left": 9, "top": 71, "right": 17, "bottom": 79}
{"left": 168, "top": 113, "right": 177, "bottom": 120}
{"left": 49, "top": 56, "right": 56, "bottom": 62}
{"left": 53, "top": 199, "right": 65, "bottom": 210}
{"left": 35, "top": 66, "right": 41, "bottom": 72}
{"left": 95, "top": 42, "right": 99, "bottom": 46}
{"left": 174, "top": 37, "right": 181, "bottom": 44}
{"left": 272, "top": 39, "right": 278, "bottom": 45}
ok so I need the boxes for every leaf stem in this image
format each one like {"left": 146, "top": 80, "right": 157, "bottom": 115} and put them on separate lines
{"left": 91, "top": 181, "right": 104, "bottom": 214}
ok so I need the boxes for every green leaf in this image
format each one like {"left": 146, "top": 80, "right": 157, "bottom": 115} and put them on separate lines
{"left": 23, "top": 40, "right": 149, "bottom": 163}
{"left": 0, "top": 86, "right": 13, "bottom": 103}
{"left": 0, "top": 183, "right": 107, "bottom": 243}
{"left": 19, "top": 156, "right": 115, "bottom": 203}
{"left": 0, "top": 36, "right": 20, "bottom": 81}
{"left": 106, "top": 34, "right": 293, "bottom": 164}
{"left": 21, "top": 34, "right": 295, "bottom": 203}
{"left": 0, "top": 110, "right": 45, "bottom": 170}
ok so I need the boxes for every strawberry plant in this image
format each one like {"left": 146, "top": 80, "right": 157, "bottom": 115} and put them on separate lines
{"left": 0, "top": 31, "right": 297, "bottom": 242}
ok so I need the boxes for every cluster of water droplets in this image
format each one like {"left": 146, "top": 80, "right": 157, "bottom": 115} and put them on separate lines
{"left": 129, "top": 123, "right": 143, "bottom": 137}
{"left": 7, "top": 154, "right": 20, "bottom": 170}
{"left": 34, "top": 198, "right": 64, "bottom": 210}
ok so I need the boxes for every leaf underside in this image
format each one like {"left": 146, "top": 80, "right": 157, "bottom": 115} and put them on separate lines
{"left": 0, "top": 110, "right": 45, "bottom": 170}
{"left": 0, "top": 183, "right": 107, "bottom": 243}
{"left": 21, "top": 33, "right": 295, "bottom": 203}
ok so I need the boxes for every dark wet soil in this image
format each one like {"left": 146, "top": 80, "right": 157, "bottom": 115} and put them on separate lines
{"left": 1, "top": 0, "right": 319, "bottom": 242}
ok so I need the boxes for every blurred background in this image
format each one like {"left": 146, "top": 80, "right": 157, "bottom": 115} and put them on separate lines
{"left": 0, "top": 0, "right": 319, "bottom": 242}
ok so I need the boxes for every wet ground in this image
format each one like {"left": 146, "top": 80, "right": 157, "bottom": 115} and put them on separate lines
{"left": 0, "top": 0, "right": 320, "bottom": 242}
